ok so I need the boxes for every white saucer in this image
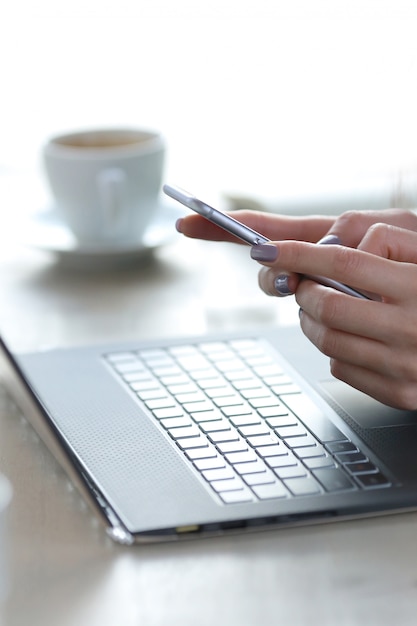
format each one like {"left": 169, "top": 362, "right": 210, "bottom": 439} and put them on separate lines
{"left": 20, "top": 201, "right": 182, "bottom": 269}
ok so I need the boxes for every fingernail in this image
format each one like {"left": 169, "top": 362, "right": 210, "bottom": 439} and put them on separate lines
{"left": 317, "top": 234, "right": 341, "bottom": 245}
{"left": 175, "top": 218, "right": 183, "bottom": 233}
{"left": 250, "top": 243, "right": 279, "bottom": 262}
{"left": 274, "top": 274, "right": 293, "bottom": 296}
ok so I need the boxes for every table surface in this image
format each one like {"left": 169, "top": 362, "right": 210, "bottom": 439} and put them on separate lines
{"left": 1, "top": 201, "right": 417, "bottom": 626}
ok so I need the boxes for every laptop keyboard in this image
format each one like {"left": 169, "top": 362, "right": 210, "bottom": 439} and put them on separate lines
{"left": 105, "top": 339, "right": 391, "bottom": 504}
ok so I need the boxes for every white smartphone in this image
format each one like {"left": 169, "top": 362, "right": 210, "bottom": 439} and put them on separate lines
{"left": 163, "top": 184, "right": 371, "bottom": 300}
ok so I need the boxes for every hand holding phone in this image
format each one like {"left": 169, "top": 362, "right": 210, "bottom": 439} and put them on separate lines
{"left": 163, "top": 184, "right": 371, "bottom": 300}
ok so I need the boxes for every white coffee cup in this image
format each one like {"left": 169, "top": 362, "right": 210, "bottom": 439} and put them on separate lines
{"left": 0, "top": 474, "right": 12, "bottom": 603}
{"left": 43, "top": 128, "right": 166, "bottom": 246}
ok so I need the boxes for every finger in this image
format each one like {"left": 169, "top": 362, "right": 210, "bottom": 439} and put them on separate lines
{"left": 295, "top": 281, "right": 396, "bottom": 340}
{"left": 298, "top": 303, "right": 398, "bottom": 371}
{"left": 258, "top": 267, "right": 301, "bottom": 297}
{"left": 176, "top": 214, "right": 243, "bottom": 242}
{"left": 299, "top": 301, "right": 417, "bottom": 409}
{"left": 327, "top": 360, "right": 417, "bottom": 410}
{"left": 324, "top": 208, "right": 417, "bottom": 248}
{"left": 177, "top": 211, "right": 335, "bottom": 244}
{"left": 358, "top": 223, "right": 417, "bottom": 263}
{"left": 261, "top": 240, "right": 417, "bottom": 302}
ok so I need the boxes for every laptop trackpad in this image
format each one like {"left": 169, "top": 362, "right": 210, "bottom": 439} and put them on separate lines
{"left": 320, "top": 379, "right": 417, "bottom": 428}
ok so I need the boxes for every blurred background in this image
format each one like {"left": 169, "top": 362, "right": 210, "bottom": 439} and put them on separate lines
{"left": 2, "top": 0, "right": 417, "bottom": 208}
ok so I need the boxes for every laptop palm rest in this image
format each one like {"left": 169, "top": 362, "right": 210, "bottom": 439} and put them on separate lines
{"left": 320, "top": 379, "right": 417, "bottom": 428}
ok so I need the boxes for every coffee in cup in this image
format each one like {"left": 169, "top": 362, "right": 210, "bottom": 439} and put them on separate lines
{"left": 43, "top": 128, "right": 166, "bottom": 246}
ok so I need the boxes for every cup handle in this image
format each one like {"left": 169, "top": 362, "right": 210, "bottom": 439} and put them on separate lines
{"left": 96, "top": 168, "right": 128, "bottom": 236}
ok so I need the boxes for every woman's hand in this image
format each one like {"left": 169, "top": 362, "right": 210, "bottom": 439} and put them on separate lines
{"left": 251, "top": 220, "right": 417, "bottom": 410}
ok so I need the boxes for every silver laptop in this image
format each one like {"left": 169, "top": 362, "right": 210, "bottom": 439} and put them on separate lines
{"left": 1, "top": 324, "right": 416, "bottom": 544}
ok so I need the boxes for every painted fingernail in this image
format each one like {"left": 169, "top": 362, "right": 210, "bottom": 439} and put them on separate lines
{"left": 175, "top": 218, "right": 183, "bottom": 233}
{"left": 317, "top": 234, "right": 341, "bottom": 245}
{"left": 274, "top": 274, "right": 293, "bottom": 296}
{"left": 250, "top": 243, "right": 279, "bottom": 262}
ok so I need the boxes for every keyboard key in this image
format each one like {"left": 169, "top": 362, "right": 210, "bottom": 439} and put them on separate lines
{"left": 153, "top": 407, "right": 184, "bottom": 419}
{"left": 137, "top": 387, "right": 168, "bottom": 400}
{"left": 213, "top": 395, "right": 245, "bottom": 408}
{"left": 191, "top": 410, "right": 222, "bottom": 423}
{"left": 249, "top": 396, "right": 282, "bottom": 408}
{"left": 208, "top": 430, "right": 240, "bottom": 444}
{"left": 225, "top": 450, "right": 258, "bottom": 464}
{"left": 216, "top": 440, "right": 248, "bottom": 454}
{"left": 202, "top": 467, "right": 236, "bottom": 482}
{"left": 256, "top": 443, "right": 288, "bottom": 458}
{"left": 224, "top": 369, "right": 253, "bottom": 382}
{"left": 169, "top": 425, "right": 201, "bottom": 440}
{"left": 229, "top": 414, "right": 262, "bottom": 428}
{"left": 336, "top": 451, "right": 367, "bottom": 464}
{"left": 184, "top": 446, "right": 218, "bottom": 460}
{"left": 232, "top": 378, "right": 264, "bottom": 391}
{"left": 247, "top": 434, "right": 279, "bottom": 448}
{"left": 345, "top": 461, "right": 378, "bottom": 474}
{"left": 284, "top": 434, "right": 318, "bottom": 449}
{"left": 272, "top": 380, "right": 302, "bottom": 393}
{"left": 159, "top": 374, "right": 191, "bottom": 386}
{"left": 274, "top": 464, "right": 307, "bottom": 479}
{"left": 265, "top": 375, "right": 293, "bottom": 387}
{"left": 240, "top": 387, "right": 272, "bottom": 399}
{"left": 251, "top": 482, "right": 288, "bottom": 500}
{"left": 160, "top": 417, "right": 194, "bottom": 429}
{"left": 355, "top": 472, "right": 391, "bottom": 489}
{"left": 194, "top": 457, "right": 226, "bottom": 471}
{"left": 130, "top": 379, "right": 160, "bottom": 391}
{"left": 124, "top": 371, "right": 154, "bottom": 382}
{"left": 284, "top": 477, "right": 321, "bottom": 496}
{"left": 265, "top": 454, "right": 298, "bottom": 469}
{"left": 326, "top": 441, "right": 358, "bottom": 454}
{"left": 113, "top": 360, "right": 143, "bottom": 373}
{"left": 238, "top": 424, "right": 271, "bottom": 438}
{"left": 234, "top": 459, "right": 268, "bottom": 475}
{"left": 205, "top": 386, "right": 236, "bottom": 399}
{"left": 198, "top": 377, "right": 230, "bottom": 390}
{"left": 219, "top": 490, "right": 254, "bottom": 504}
{"left": 243, "top": 470, "right": 277, "bottom": 486}
{"left": 313, "top": 467, "right": 356, "bottom": 492}
{"left": 199, "top": 419, "right": 231, "bottom": 433}
{"left": 210, "top": 478, "right": 246, "bottom": 492}
{"left": 303, "top": 455, "right": 336, "bottom": 470}
{"left": 265, "top": 414, "right": 298, "bottom": 427}
{"left": 176, "top": 355, "right": 211, "bottom": 371}
{"left": 294, "top": 444, "right": 326, "bottom": 459}
{"left": 221, "top": 404, "right": 253, "bottom": 417}
{"left": 145, "top": 397, "right": 176, "bottom": 409}
{"left": 183, "top": 400, "right": 214, "bottom": 413}
{"left": 176, "top": 436, "right": 208, "bottom": 450}
{"left": 153, "top": 365, "right": 183, "bottom": 377}
{"left": 214, "top": 358, "right": 246, "bottom": 373}
{"left": 275, "top": 425, "right": 308, "bottom": 439}
{"left": 190, "top": 368, "right": 219, "bottom": 381}
{"left": 175, "top": 391, "right": 207, "bottom": 404}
